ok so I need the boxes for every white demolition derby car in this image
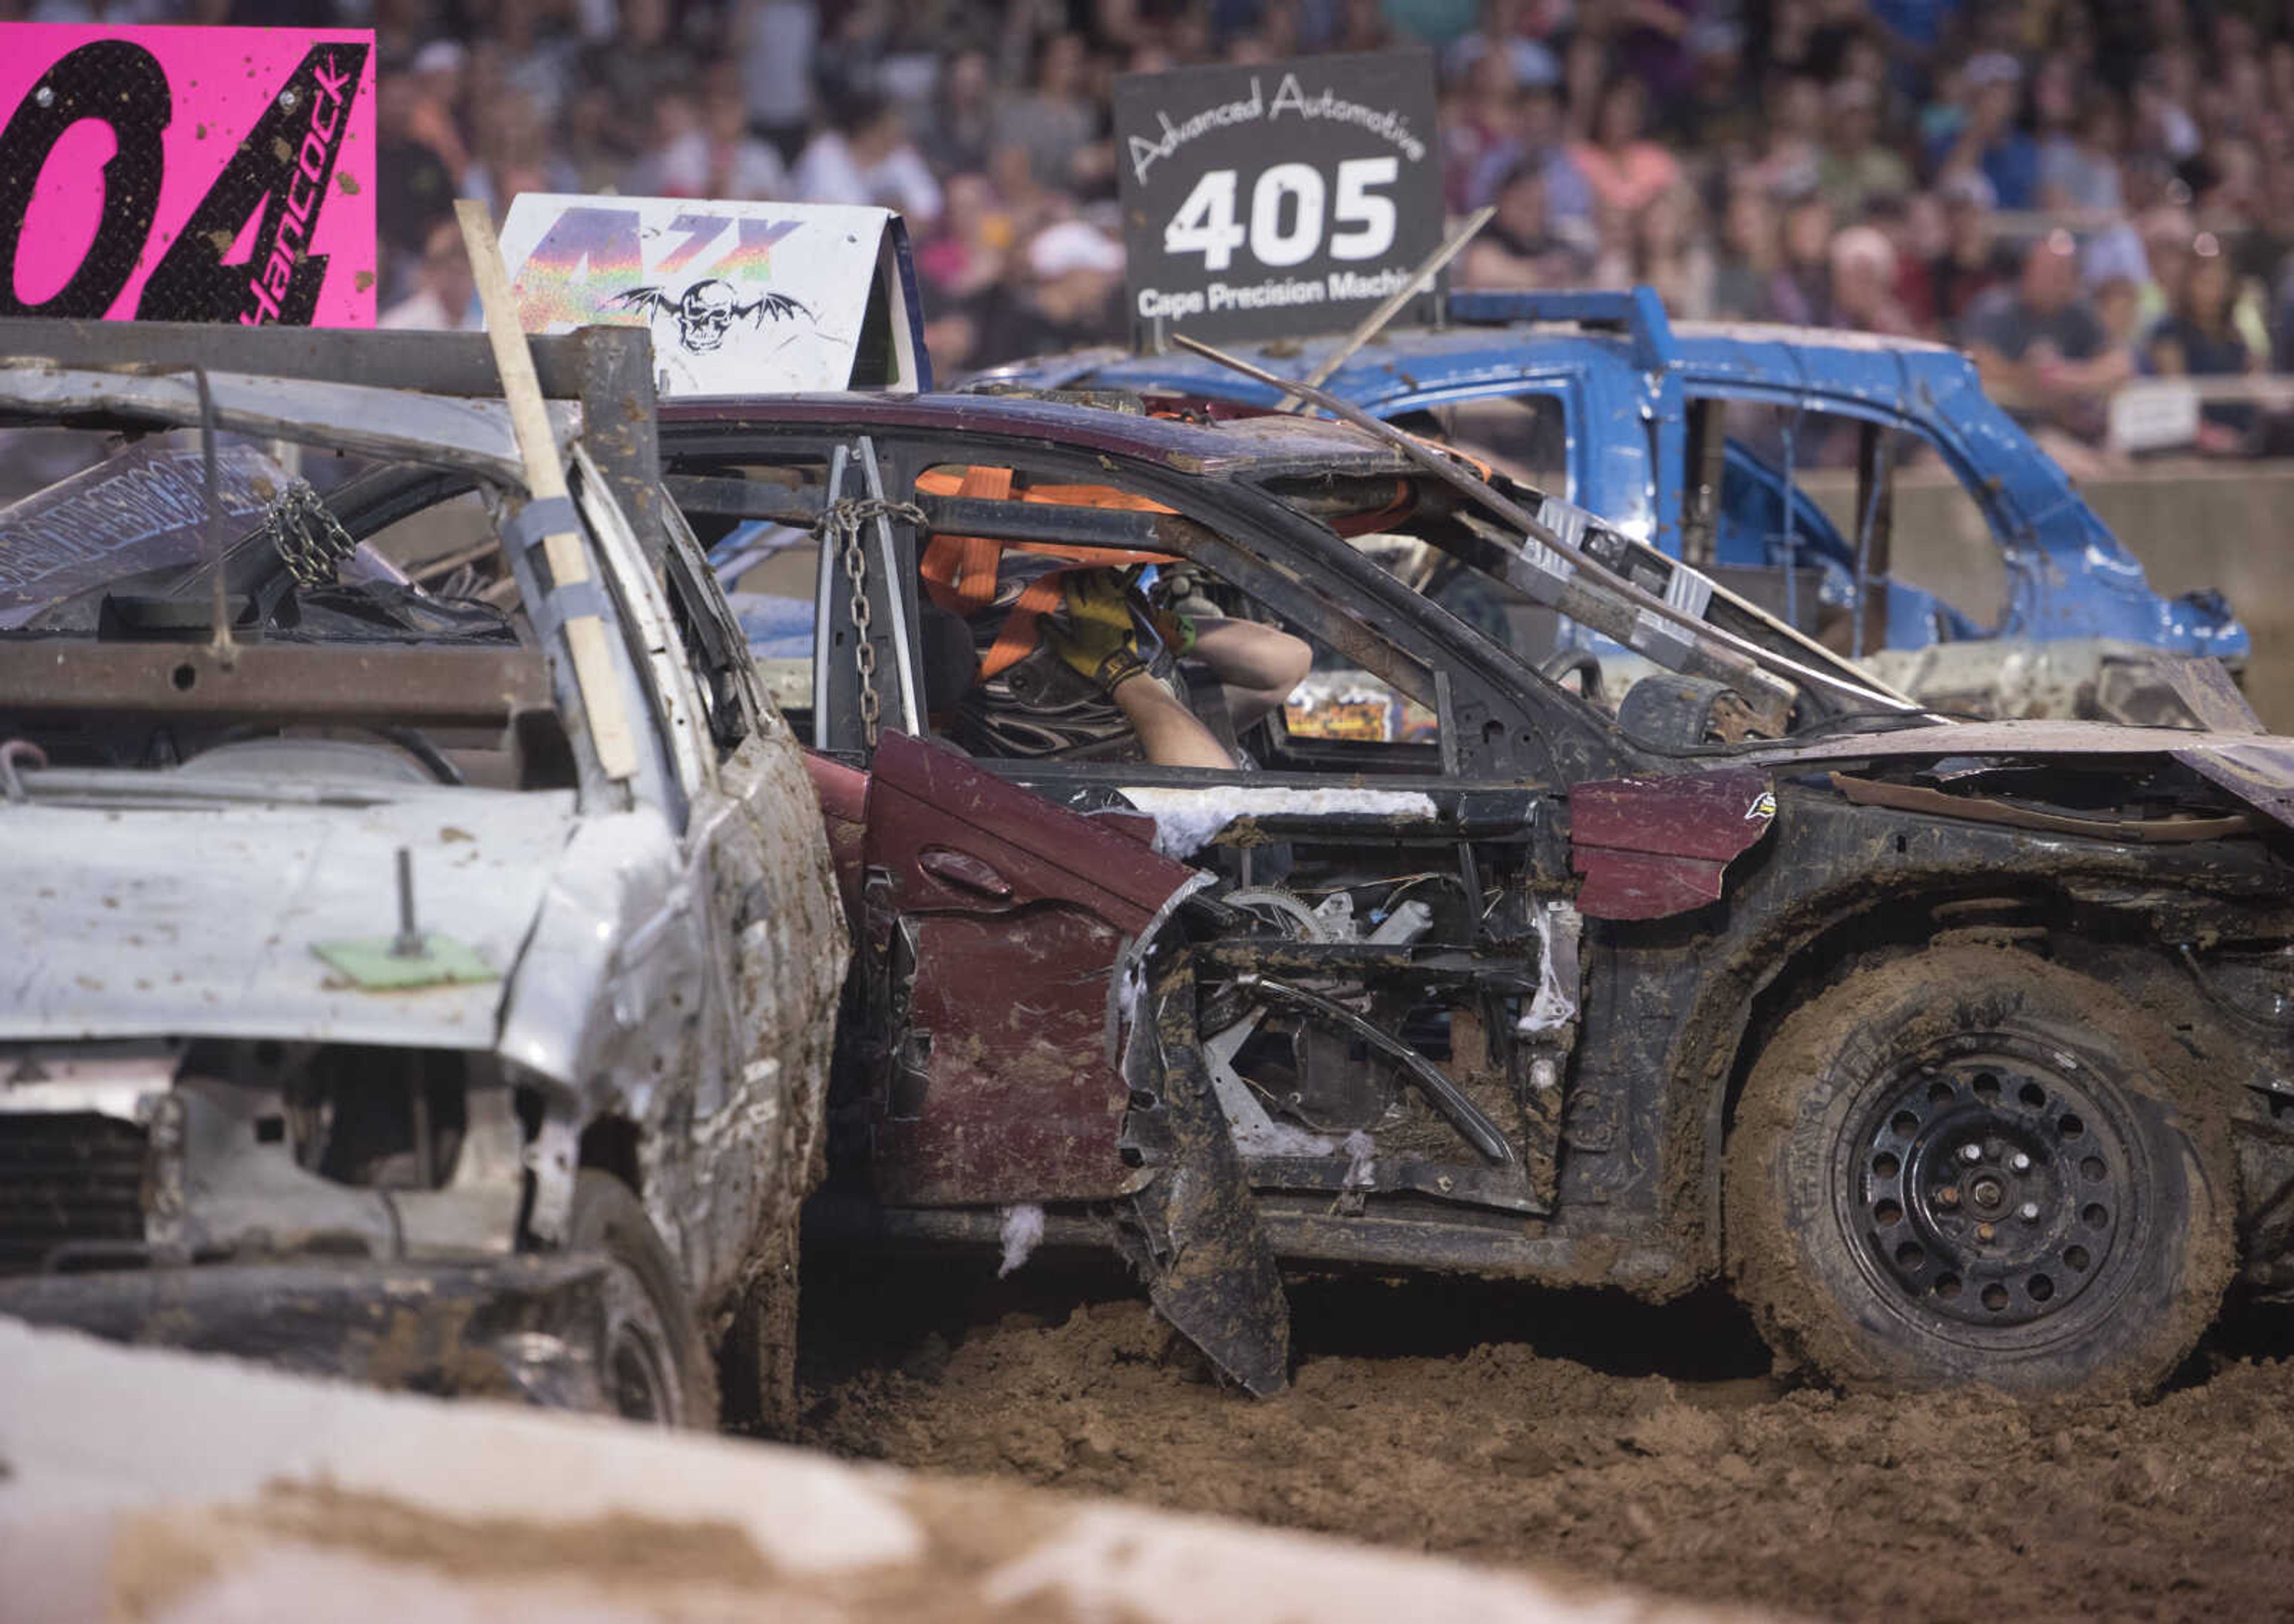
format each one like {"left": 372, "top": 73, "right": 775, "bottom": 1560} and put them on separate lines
{"left": 0, "top": 321, "right": 846, "bottom": 1429}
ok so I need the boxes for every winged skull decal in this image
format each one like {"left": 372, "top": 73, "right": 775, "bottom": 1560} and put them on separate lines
{"left": 609, "top": 279, "right": 814, "bottom": 354}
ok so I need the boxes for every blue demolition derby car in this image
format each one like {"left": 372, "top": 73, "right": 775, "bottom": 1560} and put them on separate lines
{"left": 972, "top": 288, "right": 2248, "bottom": 725}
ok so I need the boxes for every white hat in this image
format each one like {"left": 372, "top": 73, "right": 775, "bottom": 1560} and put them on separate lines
{"left": 1029, "top": 220, "right": 1124, "bottom": 278}
{"left": 2081, "top": 221, "right": 2148, "bottom": 287}
{"left": 412, "top": 39, "right": 468, "bottom": 78}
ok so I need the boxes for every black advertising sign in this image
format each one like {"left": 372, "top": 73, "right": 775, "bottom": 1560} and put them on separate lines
{"left": 1114, "top": 50, "right": 1442, "bottom": 349}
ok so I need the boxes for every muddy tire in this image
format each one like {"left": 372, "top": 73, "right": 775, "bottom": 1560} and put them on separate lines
{"left": 716, "top": 1236, "right": 803, "bottom": 1438}
{"left": 1726, "top": 947, "right": 2232, "bottom": 1397}
{"left": 565, "top": 1170, "right": 720, "bottom": 1429}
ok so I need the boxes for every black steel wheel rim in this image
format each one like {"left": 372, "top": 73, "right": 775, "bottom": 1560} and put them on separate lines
{"left": 1839, "top": 1034, "right": 2141, "bottom": 1337}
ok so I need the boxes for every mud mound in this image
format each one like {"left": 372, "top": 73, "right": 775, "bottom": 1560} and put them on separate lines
{"left": 796, "top": 1256, "right": 2294, "bottom": 1624}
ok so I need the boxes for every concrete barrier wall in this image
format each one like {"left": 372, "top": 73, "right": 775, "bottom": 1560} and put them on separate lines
{"left": 0, "top": 1320, "right": 1783, "bottom": 1624}
{"left": 1810, "top": 458, "right": 2294, "bottom": 731}
{"left": 2073, "top": 462, "right": 2294, "bottom": 730}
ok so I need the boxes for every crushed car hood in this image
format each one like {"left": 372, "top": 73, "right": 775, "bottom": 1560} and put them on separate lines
{"left": 0, "top": 779, "right": 579, "bottom": 1047}
{"left": 1739, "top": 720, "right": 2294, "bottom": 832}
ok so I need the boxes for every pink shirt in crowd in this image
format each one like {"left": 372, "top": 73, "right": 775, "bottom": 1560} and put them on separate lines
{"left": 1568, "top": 140, "right": 1682, "bottom": 217}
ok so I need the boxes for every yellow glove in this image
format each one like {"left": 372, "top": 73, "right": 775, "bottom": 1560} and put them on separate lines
{"left": 1042, "top": 567, "right": 1148, "bottom": 691}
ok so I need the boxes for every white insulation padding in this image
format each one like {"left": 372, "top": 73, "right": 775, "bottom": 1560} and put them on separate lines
{"left": 1516, "top": 899, "right": 1583, "bottom": 1037}
{"left": 1117, "top": 787, "right": 1439, "bottom": 861}
{"left": 998, "top": 1203, "right": 1047, "bottom": 1278}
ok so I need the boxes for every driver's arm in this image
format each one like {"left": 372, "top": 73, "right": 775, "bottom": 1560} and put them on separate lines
{"left": 1047, "top": 570, "right": 1311, "bottom": 767}
{"left": 1186, "top": 616, "right": 1313, "bottom": 727}
{"left": 1108, "top": 668, "right": 1236, "bottom": 768}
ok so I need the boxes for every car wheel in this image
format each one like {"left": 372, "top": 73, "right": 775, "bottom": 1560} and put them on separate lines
{"left": 564, "top": 1170, "right": 720, "bottom": 1429}
{"left": 1726, "top": 946, "right": 2234, "bottom": 1397}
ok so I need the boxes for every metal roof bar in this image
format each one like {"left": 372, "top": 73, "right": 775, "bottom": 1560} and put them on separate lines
{"left": 1444, "top": 286, "right": 1675, "bottom": 372}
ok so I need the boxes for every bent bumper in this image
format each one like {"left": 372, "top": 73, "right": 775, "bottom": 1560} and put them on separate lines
{"left": 0, "top": 1255, "right": 614, "bottom": 1411}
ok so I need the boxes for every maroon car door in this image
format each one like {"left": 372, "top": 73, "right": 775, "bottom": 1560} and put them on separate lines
{"left": 858, "top": 730, "right": 1200, "bottom": 1206}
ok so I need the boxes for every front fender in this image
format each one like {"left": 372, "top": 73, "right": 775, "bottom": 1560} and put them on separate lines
{"left": 1646, "top": 788, "right": 2293, "bottom": 1273}
{"left": 493, "top": 807, "right": 689, "bottom": 1244}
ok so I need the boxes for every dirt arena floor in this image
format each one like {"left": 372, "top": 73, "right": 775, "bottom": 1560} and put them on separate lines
{"left": 793, "top": 1250, "right": 2294, "bottom": 1624}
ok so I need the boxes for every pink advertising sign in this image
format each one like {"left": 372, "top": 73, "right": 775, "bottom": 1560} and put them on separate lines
{"left": 0, "top": 23, "right": 376, "bottom": 326}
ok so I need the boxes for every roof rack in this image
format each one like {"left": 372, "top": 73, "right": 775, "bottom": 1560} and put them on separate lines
{"left": 1443, "top": 286, "right": 1675, "bottom": 372}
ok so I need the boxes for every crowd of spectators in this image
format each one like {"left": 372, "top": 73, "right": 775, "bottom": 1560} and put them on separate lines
{"left": 1431, "top": 1, "right": 2294, "bottom": 460}
{"left": 26, "top": 0, "right": 2294, "bottom": 455}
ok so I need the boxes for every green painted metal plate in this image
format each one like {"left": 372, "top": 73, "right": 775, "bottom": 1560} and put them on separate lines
{"left": 312, "top": 934, "right": 499, "bottom": 990}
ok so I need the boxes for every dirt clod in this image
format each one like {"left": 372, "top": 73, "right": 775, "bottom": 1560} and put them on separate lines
{"left": 798, "top": 1257, "right": 2294, "bottom": 1624}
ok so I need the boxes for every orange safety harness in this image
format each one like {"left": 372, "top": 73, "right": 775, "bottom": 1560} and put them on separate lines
{"left": 915, "top": 465, "right": 1183, "bottom": 681}
{"left": 910, "top": 456, "right": 1428, "bottom": 684}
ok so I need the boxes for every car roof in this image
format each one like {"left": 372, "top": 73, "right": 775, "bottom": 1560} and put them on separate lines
{"left": 976, "top": 293, "right": 1983, "bottom": 424}
{"left": 658, "top": 390, "right": 1422, "bottom": 481}
{"left": 0, "top": 365, "right": 551, "bottom": 487}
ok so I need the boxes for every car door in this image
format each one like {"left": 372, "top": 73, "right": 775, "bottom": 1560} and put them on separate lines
{"left": 839, "top": 435, "right": 1583, "bottom": 1218}
{"left": 666, "top": 429, "right": 1204, "bottom": 1208}
{"left": 857, "top": 729, "right": 1198, "bottom": 1205}
{"left": 800, "top": 441, "right": 1205, "bottom": 1207}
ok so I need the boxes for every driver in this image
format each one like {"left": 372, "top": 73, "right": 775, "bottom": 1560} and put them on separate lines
{"left": 953, "top": 560, "right": 1309, "bottom": 768}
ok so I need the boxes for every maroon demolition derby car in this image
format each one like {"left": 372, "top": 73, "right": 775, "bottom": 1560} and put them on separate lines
{"left": 662, "top": 388, "right": 2294, "bottom": 1398}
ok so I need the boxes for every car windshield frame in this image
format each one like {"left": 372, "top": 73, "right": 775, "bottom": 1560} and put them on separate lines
{"left": 0, "top": 368, "right": 651, "bottom": 799}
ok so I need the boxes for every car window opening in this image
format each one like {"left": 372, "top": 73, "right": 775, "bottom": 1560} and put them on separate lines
{"left": 907, "top": 460, "right": 1430, "bottom": 773}
{"left": 0, "top": 426, "right": 574, "bottom": 793}
{"left": 1696, "top": 400, "right": 2010, "bottom": 642}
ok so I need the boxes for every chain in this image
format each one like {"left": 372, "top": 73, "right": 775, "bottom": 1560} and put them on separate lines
{"left": 814, "top": 496, "right": 927, "bottom": 748}
{"left": 842, "top": 523, "right": 879, "bottom": 745}
{"left": 261, "top": 480, "right": 359, "bottom": 588}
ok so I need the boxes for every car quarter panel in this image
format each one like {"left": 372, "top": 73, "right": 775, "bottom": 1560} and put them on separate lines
{"left": 1568, "top": 769, "right": 1777, "bottom": 920}
{"left": 670, "top": 716, "right": 852, "bottom": 1316}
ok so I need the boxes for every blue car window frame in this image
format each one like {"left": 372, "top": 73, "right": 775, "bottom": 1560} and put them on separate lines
{"left": 1679, "top": 383, "right": 2027, "bottom": 556}
{"left": 1383, "top": 374, "right": 1665, "bottom": 549}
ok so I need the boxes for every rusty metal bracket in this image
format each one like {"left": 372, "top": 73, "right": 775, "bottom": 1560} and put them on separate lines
{"left": 0, "top": 641, "right": 549, "bottom": 728}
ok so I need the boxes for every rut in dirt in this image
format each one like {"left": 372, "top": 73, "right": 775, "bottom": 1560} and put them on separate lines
{"left": 790, "top": 1247, "right": 2294, "bottom": 1624}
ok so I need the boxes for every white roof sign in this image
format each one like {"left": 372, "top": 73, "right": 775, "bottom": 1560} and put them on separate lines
{"left": 496, "top": 195, "right": 928, "bottom": 396}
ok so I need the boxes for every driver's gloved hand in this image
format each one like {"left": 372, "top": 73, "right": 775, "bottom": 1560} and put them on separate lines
{"left": 1148, "top": 602, "right": 1198, "bottom": 658}
{"left": 1044, "top": 567, "right": 1149, "bottom": 692}
{"left": 1125, "top": 563, "right": 1198, "bottom": 656}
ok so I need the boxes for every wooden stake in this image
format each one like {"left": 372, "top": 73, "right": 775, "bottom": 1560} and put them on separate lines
{"left": 453, "top": 199, "right": 640, "bottom": 782}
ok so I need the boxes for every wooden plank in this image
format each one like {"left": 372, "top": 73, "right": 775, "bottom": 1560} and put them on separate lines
{"left": 454, "top": 200, "right": 640, "bottom": 783}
